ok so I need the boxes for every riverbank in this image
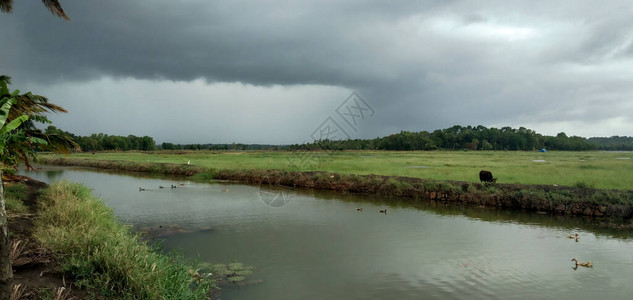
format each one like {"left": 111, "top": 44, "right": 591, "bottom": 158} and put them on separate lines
{"left": 39, "top": 157, "right": 633, "bottom": 223}
{"left": 6, "top": 175, "right": 92, "bottom": 299}
{"left": 6, "top": 176, "right": 214, "bottom": 299}
{"left": 41, "top": 150, "right": 633, "bottom": 190}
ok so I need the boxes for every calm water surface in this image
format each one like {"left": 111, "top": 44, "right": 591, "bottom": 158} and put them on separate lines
{"left": 21, "top": 166, "right": 633, "bottom": 299}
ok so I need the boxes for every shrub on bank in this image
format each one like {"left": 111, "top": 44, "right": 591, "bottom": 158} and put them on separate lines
{"left": 34, "top": 181, "right": 211, "bottom": 299}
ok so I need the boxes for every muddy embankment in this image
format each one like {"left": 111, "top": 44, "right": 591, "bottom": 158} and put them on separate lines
{"left": 39, "top": 157, "right": 633, "bottom": 221}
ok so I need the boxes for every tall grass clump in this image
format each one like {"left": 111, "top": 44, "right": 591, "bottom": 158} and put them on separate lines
{"left": 4, "top": 183, "right": 29, "bottom": 213}
{"left": 34, "top": 181, "right": 211, "bottom": 299}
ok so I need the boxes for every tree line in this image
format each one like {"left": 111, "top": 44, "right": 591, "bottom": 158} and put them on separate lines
{"left": 46, "top": 125, "right": 632, "bottom": 152}
{"left": 44, "top": 126, "right": 285, "bottom": 151}
{"left": 160, "top": 142, "right": 284, "bottom": 151}
{"left": 289, "top": 125, "right": 631, "bottom": 151}
{"left": 44, "top": 126, "right": 157, "bottom": 151}
{"left": 587, "top": 136, "right": 633, "bottom": 151}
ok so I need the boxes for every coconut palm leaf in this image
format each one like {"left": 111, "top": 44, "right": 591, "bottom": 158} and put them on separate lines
{"left": 0, "top": 0, "right": 69, "bottom": 20}
{"left": 0, "top": 76, "right": 10, "bottom": 94}
{"left": 27, "top": 130, "right": 80, "bottom": 153}
{"left": 9, "top": 93, "right": 67, "bottom": 124}
{"left": 1, "top": 76, "right": 66, "bottom": 118}
{"left": 0, "top": 0, "right": 12, "bottom": 13}
{"left": 42, "top": 0, "right": 69, "bottom": 20}
{"left": 0, "top": 76, "right": 81, "bottom": 165}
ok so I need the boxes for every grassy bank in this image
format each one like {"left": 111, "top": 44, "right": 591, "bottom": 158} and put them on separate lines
{"left": 33, "top": 181, "right": 212, "bottom": 299}
{"left": 42, "top": 150, "right": 633, "bottom": 190}
{"left": 5, "top": 183, "right": 29, "bottom": 214}
{"left": 211, "top": 169, "right": 633, "bottom": 219}
{"left": 39, "top": 157, "right": 633, "bottom": 220}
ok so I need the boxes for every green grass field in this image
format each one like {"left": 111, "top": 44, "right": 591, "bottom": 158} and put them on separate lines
{"left": 44, "top": 150, "right": 633, "bottom": 190}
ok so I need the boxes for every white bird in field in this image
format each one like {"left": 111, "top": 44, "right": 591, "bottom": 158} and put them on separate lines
{"left": 187, "top": 160, "right": 190, "bottom": 165}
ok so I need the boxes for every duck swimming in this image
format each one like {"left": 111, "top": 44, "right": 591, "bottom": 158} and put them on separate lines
{"left": 571, "top": 258, "right": 592, "bottom": 268}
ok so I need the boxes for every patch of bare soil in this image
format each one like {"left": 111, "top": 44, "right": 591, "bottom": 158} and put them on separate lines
{"left": 6, "top": 175, "right": 97, "bottom": 299}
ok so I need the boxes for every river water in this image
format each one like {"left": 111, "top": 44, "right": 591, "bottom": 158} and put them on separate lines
{"left": 20, "top": 166, "right": 633, "bottom": 299}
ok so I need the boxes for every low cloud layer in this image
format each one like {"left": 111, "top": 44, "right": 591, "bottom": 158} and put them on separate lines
{"left": 1, "top": 0, "right": 632, "bottom": 143}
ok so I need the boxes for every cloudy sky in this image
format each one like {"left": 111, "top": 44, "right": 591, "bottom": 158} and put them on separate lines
{"left": 1, "top": 0, "right": 632, "bottom": 144}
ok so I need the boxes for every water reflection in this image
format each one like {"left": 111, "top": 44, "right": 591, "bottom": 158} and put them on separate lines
{"left": 306, "top": 188, "right": 633, "bottom": 240}
{"left": 45, "top": 169, "right": 64, "bottom": 181}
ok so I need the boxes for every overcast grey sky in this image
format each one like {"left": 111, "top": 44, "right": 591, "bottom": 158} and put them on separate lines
{"left": 1, "top": 0, "right": 632, "bottom": 144}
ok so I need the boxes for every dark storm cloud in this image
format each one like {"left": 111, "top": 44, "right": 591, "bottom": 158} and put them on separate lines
{"left": 4, "top": 0, "right": 442, "bottom": 86}
{"left": 1, "top": 0, "right": 632, "bottom": 142}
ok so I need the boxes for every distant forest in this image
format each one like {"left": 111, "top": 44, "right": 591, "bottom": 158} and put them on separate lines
{"left": 44, "top": 125, "right": 633, "bottom": 152}
{"left": 43, "top": 126, "right": 281, "bottom": 151}
{"left": 291, "top": 126, "right": 633, "bottom": 151}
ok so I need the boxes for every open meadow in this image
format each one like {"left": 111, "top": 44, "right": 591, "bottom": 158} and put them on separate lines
{"left": 44, "top": 150, "right": 633, "bottom": 191}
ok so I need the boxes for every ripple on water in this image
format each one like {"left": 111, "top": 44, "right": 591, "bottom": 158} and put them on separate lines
{"left": 414, "top": 247, "right": 596, "bottom": 300}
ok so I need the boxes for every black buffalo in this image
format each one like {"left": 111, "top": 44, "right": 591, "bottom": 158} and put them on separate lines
{"left": 479, "top": 170, "right": 497, "bottom": 183}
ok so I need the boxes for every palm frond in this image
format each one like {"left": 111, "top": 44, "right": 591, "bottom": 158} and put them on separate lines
{"left": 0, "top": 75, "right": 11, "bottom": 95}
{"left": 39, "top": 132, "right": 81, "bottom": 153}
{"left": 0, "top": 92, "right": 67, "bottom": 124}
{"left": 0, "top": 74, "right": 79, "bottom": 172}
{"left": 42, "top": 0, "right": 69, "bottom": 20}
{"left": 12, "top": 93, "right": 67, "bottom": 115}
{"left": 0, "top": 0, "right": 13, "bottom": 13}
{"left": 0, "top": 75, "right": 11, "bottom": 85}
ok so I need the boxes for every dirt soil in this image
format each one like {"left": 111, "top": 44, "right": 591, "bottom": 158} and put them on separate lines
{"left": 7, "top": 175, "right": 96, "bottom": 299}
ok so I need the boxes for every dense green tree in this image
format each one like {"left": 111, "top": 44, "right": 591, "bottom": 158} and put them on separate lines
{"left": 0, "top": 88, "right": 24, "bottom": 299}
{"left": 588, "top": 136, "right": 633, "bottom": 151}
{"left": 288, "top": 125, "right": 609, "bottom": 152}
{"left": 0, "top": 79, "right": 79, "bottom": 298}
{"left": 0, "top": 83, "right": 39, "bottom": 299}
